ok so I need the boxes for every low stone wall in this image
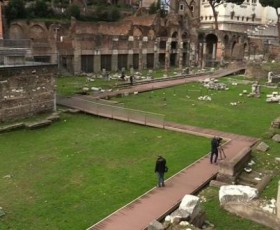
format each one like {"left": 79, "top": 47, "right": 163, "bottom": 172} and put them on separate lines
{"left": 245, "top": 63, "right": 267, "bottom": 80}
{"left": 223, "top": 201, "right": 280, "bottom": 230}
{"left": 0, "top": 64, "right": 57, "bottom": 122}
{"left": 217, "top": 147, "right": 251, "bottom": 184}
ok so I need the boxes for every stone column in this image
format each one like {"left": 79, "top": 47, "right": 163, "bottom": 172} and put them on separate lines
{"left": 138, "top": 39, "right": 143, "bottom": 70}
{"left": 216, "top": 41, "right": 223, "bottom": 63}
{"left": 277, "top": 180, "right": 280, "bottom": 219}
{"left": 73, "top": 42, "right": 81, "bottom": 75}
{"left": 153, "top": 39, "right": 159, "bottom": 69}
{"left": 112, "top": 50, "right": 118, "bottom": 72}
{"left": 202, "top": 39, "right": 207, "bottom": 69}
{"left": 127, "top": 50, "right": 133, "bottom": 70}
{"left": 142, "top": 48, "right": 147, "bottom": 70}
{"left": 128, "top": 36, "right": 134, "bottom": 69}
{"left": 165, "top": 38, "right": 171, "bottom": 71}
{"left": 94, "top": 50, "right": 101, "bottom": 73}
{"left": 212, "top": 43, "right": 216, "bottom": 59}
{"left": 178, "top": 41, "right": 183, "bottom": 72}
{"left": 142, "top": 36, "right": 148, "bottom": 69}
{"left": 186, "top": 41, "right": 191, "bottom": 67}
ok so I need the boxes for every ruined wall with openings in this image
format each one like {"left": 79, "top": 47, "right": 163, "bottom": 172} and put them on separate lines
{"left": 0, "top": 65, "right": 57, "bottom": 122}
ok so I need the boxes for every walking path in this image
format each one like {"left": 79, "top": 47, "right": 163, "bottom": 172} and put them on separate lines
{"left": 57, "top": 67, "right": 259, "bottom": 230}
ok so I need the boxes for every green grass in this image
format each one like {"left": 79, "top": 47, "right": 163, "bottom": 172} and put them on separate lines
{"left": 114, "top": 76, "right": 280, "bottom": 137}
{"left": 0, "top": 113, "right": 209, "bottom": 229}
{"left": 1, "top": 72, "right": 279, "bottom": 229}
{"left": 56, "top": 76, "right": 119, "bottom": 96}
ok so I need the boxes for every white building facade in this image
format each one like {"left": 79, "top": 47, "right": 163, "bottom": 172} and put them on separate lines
{"left": 200, "top": 0, "right": 278, "bottom": 38}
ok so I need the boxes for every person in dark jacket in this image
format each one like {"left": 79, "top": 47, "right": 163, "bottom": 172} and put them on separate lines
{"left": 210, "top": 136, "right": 219, "bottom": 164}
{"left": 155, "top": 155, "right": 166, "bottom": 187}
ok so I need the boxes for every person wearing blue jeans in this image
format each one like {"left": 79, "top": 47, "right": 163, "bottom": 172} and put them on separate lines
{"left": 155, "top": 155, "right": 167, "bottom": 187}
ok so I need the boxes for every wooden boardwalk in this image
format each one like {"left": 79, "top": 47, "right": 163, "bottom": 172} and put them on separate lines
{"left": 57, "top": 67, "right": 259, "bottom": 230}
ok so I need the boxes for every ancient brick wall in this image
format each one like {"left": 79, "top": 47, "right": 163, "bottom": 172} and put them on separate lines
{"left": 0, "top": 65, "right": 57, "bottom": 122}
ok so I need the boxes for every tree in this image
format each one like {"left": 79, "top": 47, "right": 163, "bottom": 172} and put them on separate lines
{"left": 32, "top": 0, "right": 52, "bottom": 18}
{"left": 259, "top": 0, "right": 280, "bottom": 43}
{"left": 149, "top": 2, "right": 158, "bottom": 14}
{"left": 67, "top": 4, "right": 81, "bottom": 19}
{"left": 206, "top": 0, "right": 245, "bottom": 30}
{"left": 5, "top": 0, "right": 26, "bottom": 22}
{"left": 162, "top": 0, "right": 244, "bottom": 29}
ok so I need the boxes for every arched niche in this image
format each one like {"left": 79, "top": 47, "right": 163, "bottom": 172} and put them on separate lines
{"left": 30, "top": 25, "right": 46, "bottom": 40}
{"left": 205, "top": 33, "right": 218, "bottom": 62}
{"left": 9, "top": 24, "right": 25, "bottom": 39}
{"left": 171, "top": 31, "right": 178, "bottom": 38}
{"left": 133, "top": 28, "right": 142, "bottom": 37}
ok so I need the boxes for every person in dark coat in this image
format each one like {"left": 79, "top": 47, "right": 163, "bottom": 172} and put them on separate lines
{"left": 210, "top": 137, "right": 219, "bottom": 164}
{"left": 155, "top": 155, "right": 166, "bottom": 187}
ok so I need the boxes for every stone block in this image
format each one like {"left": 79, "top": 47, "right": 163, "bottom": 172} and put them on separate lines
{"left": 218, "top": 147, "right": 251, "bottom": 178}
{"left": 209, "top": 180, "right": 229, "bottom": 188}
{"left": 179, "top": 194, "right": 201, "bottom": 220}
{"left": 25, "top": 120, "right": 52, "bottom": 129}
{"left": 219, "top": 185, "right": 258, "bottom": 205}
{"left": 190, "top": 209, "right": 206, "bottom": 228}
{"left": 0, "top": 123, "right": 24, "bottom": 133}
{"left": 256, "top": 142, "right": 269, "bottom": 152}
{"left": 272, "top": 134, "right": 280, "bottom": 143}
{"left": 148, "top": 220, "right": 164, "bottom": 230}
{"left": 271, "top": 117, "right": 280, "bottom": 128}
{"left": 223, "top": 201, "right": 280, "bottom": 229}
{"left": 47, "top": 113, "right": 60, "bottom": 122}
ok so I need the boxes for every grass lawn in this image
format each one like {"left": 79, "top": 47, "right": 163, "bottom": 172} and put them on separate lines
{"left": 1, "top": 71, "right": 279, "bottom": 229}
{"left": 0, "top": 113, "right": 209, "bottom": 229}
{"left": 113, "top": 76, "right": 280, "bottom": 137}
{"left": 56, "top": 76, "right": 119, "bottom": 96}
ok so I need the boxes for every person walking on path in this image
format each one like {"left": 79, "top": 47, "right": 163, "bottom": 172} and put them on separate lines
{"left": 155, "top": 155, "right": 167, "bottom": 187}
{"left": 129, "top": 66, "right": 134, "bottom": 85}
{"left": 210, "top": 137, "right": 219, "bottom": 164}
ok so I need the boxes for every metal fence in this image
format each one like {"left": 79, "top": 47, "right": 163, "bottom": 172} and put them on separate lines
{"left": 0, "top": 39, "right": 31, "bottom": 48}
{"left": 58, "top": 96, "right": 165, "bottom": 128}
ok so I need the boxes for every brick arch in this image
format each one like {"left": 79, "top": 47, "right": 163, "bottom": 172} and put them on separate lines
{"left": 30, "top": 24, "right": 47, "bottom": 40}
{"left": 133, "top": 27, "right": 142, "bottom": 37}
{"left": 171, "top": 31, "right": 178, "bottom": 38}
{"left": 9, "top": 24, "right": 26, "bottom": 39}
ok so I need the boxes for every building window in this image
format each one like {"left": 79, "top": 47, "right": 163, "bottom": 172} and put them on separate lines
{"left": 242, "top": 16, "right": 244, "bottom": 21}
{"left": 237, "top": 16, "right": 240, "bottom": 20}
{"left": 252, "top": 0, "right": 257, "bottom": 3}
{"left": 252, "top": 13, "right": 256, "bottom": 21}
{"left": 230, "top": 11, "right": 235, "bottom": 20}
{"left": 190, "top": 5, "right": 194, "bottom": 12}
{"left": 180, "top": 4, "right": 184, "bottom": 11}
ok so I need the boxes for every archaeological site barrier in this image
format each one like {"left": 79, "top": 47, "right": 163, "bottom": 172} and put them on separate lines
{"left": 57, "top": 96, "right": 165, "bottom": 128}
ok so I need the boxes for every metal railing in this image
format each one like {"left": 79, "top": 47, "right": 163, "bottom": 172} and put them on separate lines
{"left": 58, "top": 96, "right": 165, "bottom": 128}
{"left": 0, "top": 39, "right": 31, "bottom": 48}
